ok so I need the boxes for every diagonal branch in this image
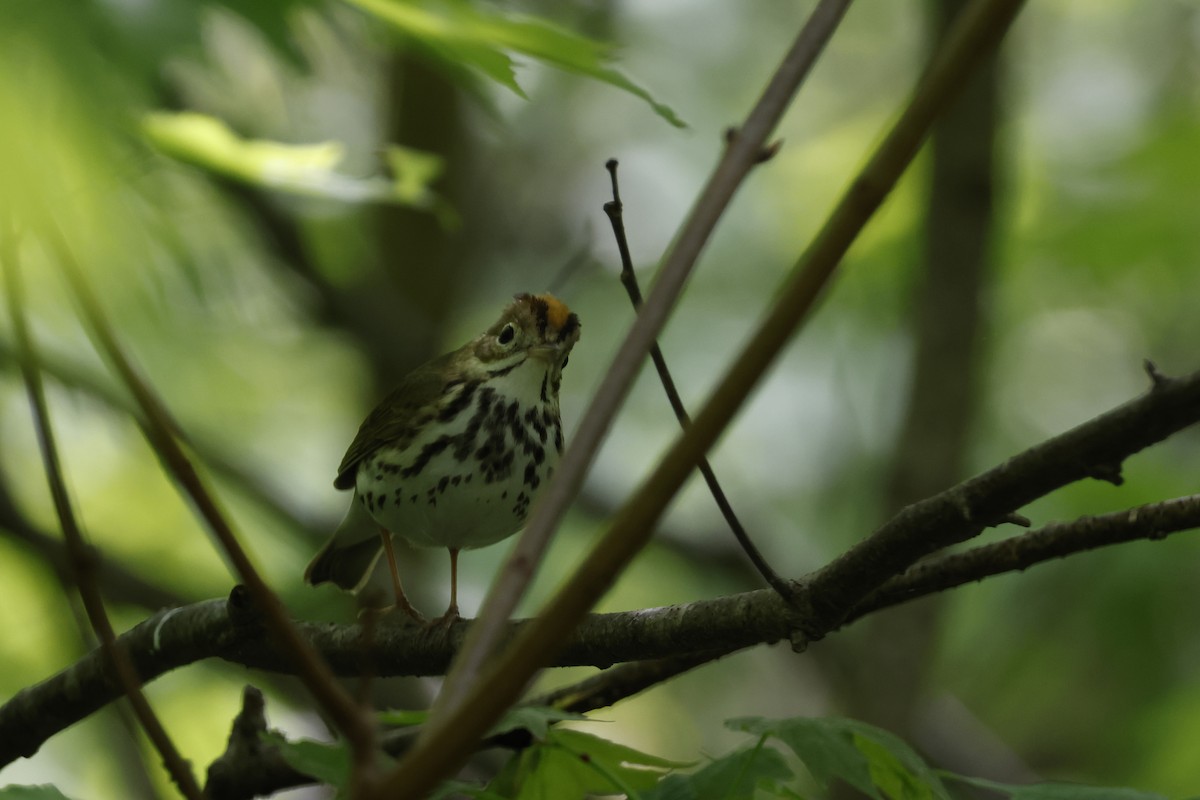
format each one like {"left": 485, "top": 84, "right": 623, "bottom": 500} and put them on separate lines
{"left": 0, "top": 480, "right": 186, "bottom": 611}
{"left": 0, "top": 335, "right": 332, "bottom": 549}
{"left": 843, "top": 492, "right": 1200, "bottom": 625}
{"left": 9, "top": 475, "right": 1200, "bottom": 774}
{"left": 602, "top": 158, "right": 793, "bottom": 603}
{"left": 16, "top": 487, "right": 1196, "bottom": 794}
{"left": 2, "top": 229, "right": 205, "bottom": 799}
{"left": 800, "top": 365, "right": 1200, "bottom": 637}
{"left": 42, "top": 224, "right": 378, "bottom": 768}
{"left": 434, "top": 0, "right": 856, "bottom": 721}
{"left": 397, "top": 2, "right": 1027, "bottom": 796}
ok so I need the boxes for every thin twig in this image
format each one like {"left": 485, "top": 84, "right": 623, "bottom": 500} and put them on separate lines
{"left": 431, "top": 0, "right": 854, "bottom": 735}
{"left": 844, "top": 493, "right": 1200, "bottom": 625}
{"left": 388, "top": 2, "right": 1022, "bottom": 796}
{"left": 532, "top": 649, "right": 733, "bottom": 713}
{"left": 602, "top": 158, "right": 794, "bottom": 603}
{"left": 42, "top": 226, "right": 379, "bottom": 768}
{"left": 0, "top": 484, "right": 168, "bottom": 797}
{"left": 1, "top": 227, "right": 205, "bottom": 799}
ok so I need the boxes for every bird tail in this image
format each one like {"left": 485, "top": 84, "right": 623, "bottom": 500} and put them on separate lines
{"left": 304, "top": 496, "right": 384, "bottom": 592}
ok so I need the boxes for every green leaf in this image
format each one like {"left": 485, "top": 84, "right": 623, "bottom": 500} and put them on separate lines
{"left": 509, "top": 744, "right": 632, "bottom": 799}
{"left": 344, "top": 0, "right": 685, "bottom": 128}
{"left": 729, "top": 716, "right": 952, "bottom": 800}
{"left": 729, "top": 717, "right": 880, "bottom": 799}
{"left": 143, "top": 111, "right": 450, "bottom": 210}
{"left": 946, "top": 775, "right": 1171, "bottom": 800}
{"left": 486, "top": 726, "right": 685, "bottom": 799}
{"left": 551, "top": 728, "right": 691, "bottom": 772}
{"left": 0, "top": 787, "right": 77, "bottom": 800}
{"left": 846, "top": 723, "right": 949, "bottom": 800}
{"left": 123, "top": 0, "right": 317, "bottom": 70}
{"left": 856, "top": 737, "right": 939, "bottom": 800}
{"left": 487, "top": 705, "right": 589, "bottom": 739}
{"left": 642, "top": 743, "right": 793, "bottom": 800}
{"left": 263, "top": 731, "right": 351, "bottom": 790}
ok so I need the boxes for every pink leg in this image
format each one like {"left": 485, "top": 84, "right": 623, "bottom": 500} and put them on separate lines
{"left": 380, "top": 529, "right": 423, "bottom": 621}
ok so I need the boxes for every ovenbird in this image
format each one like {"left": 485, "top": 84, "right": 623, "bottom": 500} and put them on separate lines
{"left": 304, "top": 293, "right": 581, "bottom": 624}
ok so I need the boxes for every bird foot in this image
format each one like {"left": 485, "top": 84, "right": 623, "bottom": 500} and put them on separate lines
{"left": 426, "top": 605, "right": 462, "bottom": 629}
{"left": 357, "top": 601, "right": 427, "bottom": 625}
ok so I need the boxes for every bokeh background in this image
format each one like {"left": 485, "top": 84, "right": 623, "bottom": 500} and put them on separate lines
{"left": 2, "top": 0, "right": 1199, "bottom": 797}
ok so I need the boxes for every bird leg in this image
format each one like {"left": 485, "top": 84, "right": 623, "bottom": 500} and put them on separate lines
{"left": 379, "top": 528, "right": 424, "bottom": 622}
{"left": 429, "top": 547, "right": 462, "bottom": 627}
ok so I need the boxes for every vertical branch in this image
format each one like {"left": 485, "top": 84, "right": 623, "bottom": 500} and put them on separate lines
{"left": 1, "top": 229, "right": 205, "bottom": 800}
{"left": 377, "top": 1, "right": 1026, "bottom": 798}
{"left": 434, "top": 0, "right": 854, "bottom": 724}
{"left": 602, "top": 159, "right": 794, "bottom": 602}
{"left": 42, "top": 227, "right": 379, "bottom": 773}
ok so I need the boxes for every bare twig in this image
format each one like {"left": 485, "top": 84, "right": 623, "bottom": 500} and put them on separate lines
{"left": 395, "top": 2, "right": 1024, "bottom": 796}
{"left": 205, "top": 686, "right": 301, "bottom": 800}
{"left": 844, "top": 493, "right": 1200, "bottom": 624}
{"left": 602, "top": 158, "right": 794, "bottom": 603}
{"left": 431, "top": 0, "right": 854, "bottom": 736}
{"left": 42, "top": 226, "right": 378, "bottom": 769}
{"left": 531, "top": 649, "right": 733, "bottom": 713}
{"left": 799, "top": 367, "right": 1199, "bottom": 639}
{"left": 2, "top": 229, "right": 205, "bottom": 799}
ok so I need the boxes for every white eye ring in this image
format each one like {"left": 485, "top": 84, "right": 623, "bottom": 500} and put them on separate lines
{"left": 497, "top": 323, "right": 517, "bottom": 347}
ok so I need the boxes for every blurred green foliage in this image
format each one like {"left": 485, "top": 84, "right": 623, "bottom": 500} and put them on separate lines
{"left": 1, "top": 0, "right": 1199, "bottom": 798}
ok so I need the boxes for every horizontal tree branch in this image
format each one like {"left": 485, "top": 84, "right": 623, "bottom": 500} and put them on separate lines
{"left": 6, "top": 488, "right": 1199, "bottom": 772}
{"left": 844, "top": 492, "right": 1200, "bottom": 625}
{"left": 0, "top": 587, "right": 791, "bottom": 769}
{"left": 198, "top": 491, "right": 1200, "bottom": 799}
{"left": 797, "top": 364, "right": 1200, "bottom": 639}
{"left": 5, "top": 366, "right": 1200, "bottom": 772}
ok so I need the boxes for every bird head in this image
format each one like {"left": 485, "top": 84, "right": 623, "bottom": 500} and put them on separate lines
{"left": 472, "top": 293, "right": 580, "bottom": 375}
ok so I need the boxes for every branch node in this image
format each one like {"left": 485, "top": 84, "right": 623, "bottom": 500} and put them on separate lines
{"left": 994, "top": 512, "right": 1031, "bottom": 528}
{"left": 1088, "top": 462, "right": 1125, "bottom": 486}
{"left": 1144, "top": 359, "right": 1171, "bottom": 390}
{"left": 206, "top": 686, "right": 293, "bottom": 800}
{"left": 605, "top": 158, "right": 622, "bottom": 208}
{"left": 758, "top": 139, "right": 784, "bottom": 163}
{"left": 952, "top": 494, "right": 976, "bottom": 522}
{"left": 723, "top": 127, "right": 784, "bottom": 163}
{"left": 781, "top": 583, "right": 822, "bottom": 652}
{"left": 227, "top": 584, "right": 262, "bottom": 626}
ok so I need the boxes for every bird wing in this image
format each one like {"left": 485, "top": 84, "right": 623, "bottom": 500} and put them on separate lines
{"left": 333, "top": 351, "right": 458, "bottom": 490}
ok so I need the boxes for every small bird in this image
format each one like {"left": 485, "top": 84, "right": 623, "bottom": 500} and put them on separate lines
{"left": 304, "top": 293, "right": 581, "bottom": 624}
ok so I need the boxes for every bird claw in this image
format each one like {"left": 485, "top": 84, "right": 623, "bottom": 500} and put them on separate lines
{"left": 426, "top": 605, "right": 462, "bottom": 629}
{"left": 357, "top": 602, "right": 427, "bottom": 625}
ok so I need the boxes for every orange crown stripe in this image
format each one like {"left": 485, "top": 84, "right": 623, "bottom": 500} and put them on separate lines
{"left": 536, "top": 293, "right": 571, "bottom": 331}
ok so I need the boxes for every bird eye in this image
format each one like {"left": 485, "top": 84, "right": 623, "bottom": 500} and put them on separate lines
{"left": 497, "top": 323, "right": 516, "bottom": 346}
